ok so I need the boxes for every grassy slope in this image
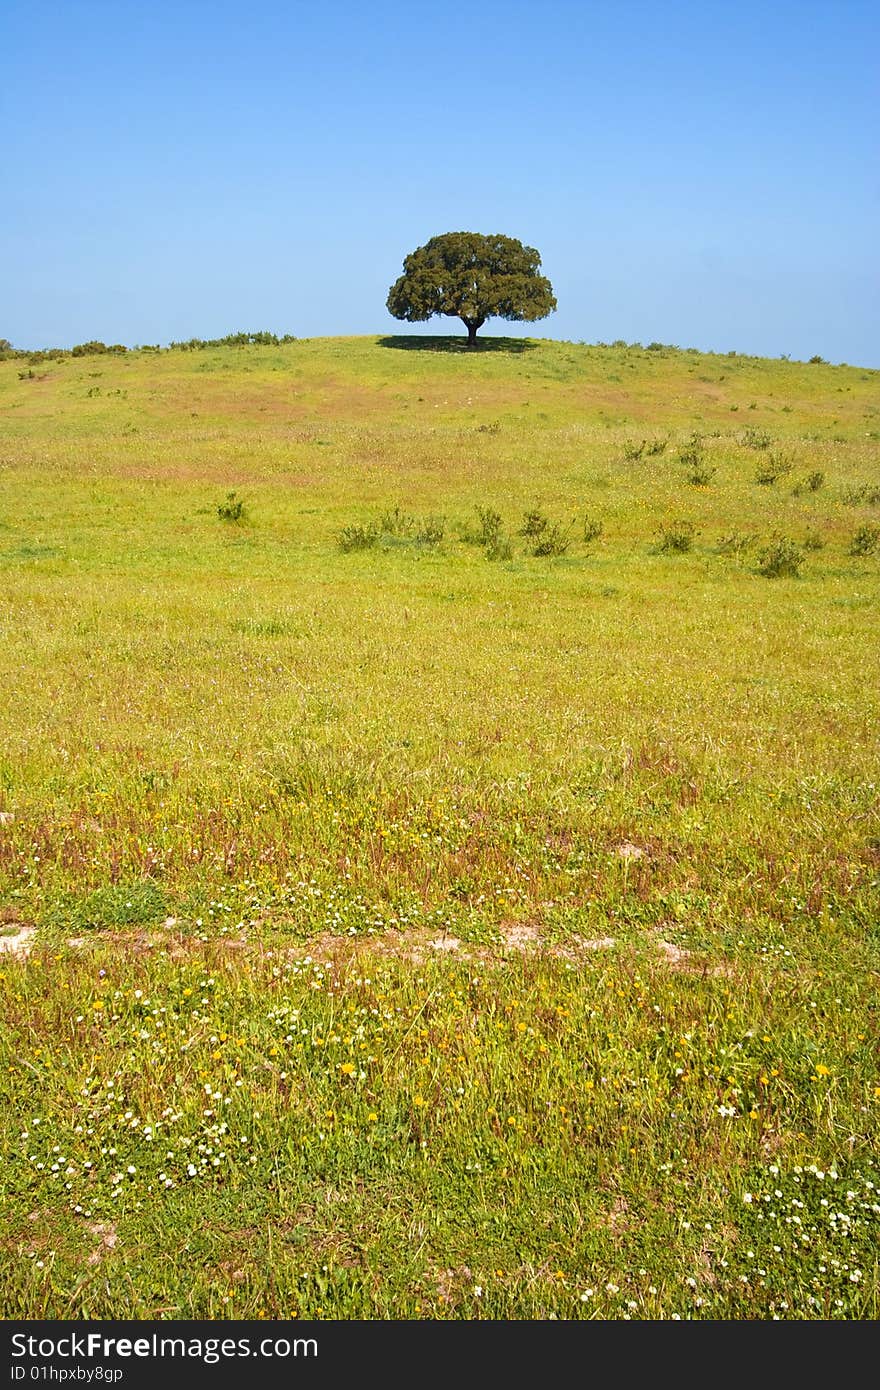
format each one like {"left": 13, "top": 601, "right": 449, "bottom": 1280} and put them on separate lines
{"left": 0, "top": 336, "right": 878, "bottom": 1318}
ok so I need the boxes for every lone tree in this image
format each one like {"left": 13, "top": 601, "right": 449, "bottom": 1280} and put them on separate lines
{"left": 386, "top": 232, "right": 556, "bottom": 347}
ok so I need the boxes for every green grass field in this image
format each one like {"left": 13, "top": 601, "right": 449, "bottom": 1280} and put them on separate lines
{"left": 1, "top": 334, "right": 878, "bottom": 1319}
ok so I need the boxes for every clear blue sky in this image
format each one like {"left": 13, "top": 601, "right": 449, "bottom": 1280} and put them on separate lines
{"left": 2, "top": 0, "right": 878, "bottom": 363}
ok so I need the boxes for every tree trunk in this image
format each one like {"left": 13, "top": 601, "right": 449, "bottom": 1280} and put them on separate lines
{"left": 463, "top": 318, "right": 485, "bottom": 348}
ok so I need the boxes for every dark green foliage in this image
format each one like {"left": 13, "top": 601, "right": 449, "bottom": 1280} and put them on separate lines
{"left": 848, "top": 523, "right": 879, "bottom": 557}
{"left": 742, "top": 428, "right": 772, "bottom": 450}
{"left": 757, "top": 538, "right": 804, "bottom": 577}
{"left": 217, "top": 491, "right": 245, "bottom": 522}
{"left": 802, "top": 529, "right": 826, "bottom": 551}
{"left": 72, "top": 340, "right": 114, "bottom": 356}
{"left": 622, "top": 439, "right": 645, "bottom": 461}
{"left": 842, "top": 484, "right": 880, "bottom": 505}
{"left": 474, "top": 506, "right": 504, "bottom": 546}
{"left": 793, "top": 470, "right": 825, "bottom": 495}
{"left": 170, "top": 331, "right": 296, "bottom": 350}
{"left": 755, "top": 453, "right": 793, "bottom": 485}
{"left": 717, "top": 531, "right": 756, "bottom": 557}
{"left": 679, "top": 435, "right": 716, "bottom": 484}
{"left": 380, "top": 506, "right": 418, "bottom": 536}
{"left": 386, "top": 232, "right": 556, "bottom": 347}
{"left": 2, "top": 340, "right": 70, "bottom": 361}
{"left": 458, "top": 506, "right": 512, "bottom": 558}
{"left": 485, "top": 532, "right": 513, "bottom": 562}
{"left": 645, "top": 437, "right": 668, "bottom": 456}
{"left": 658, "top": 520, "right": 696, "bottom": 553}
{"left": 415, "top": 517, "right": 445, "bottom": 545}
{"left": 338, "top": 523, "right": 378, "bottom": 552}
{"left": 532, "top": 523, "right": 570, "bottom": 557}
{"left": 519, "top": 510, "right": 549, "bottom": 538}
{"left": 583, "top": 517, "right": 603, "bottom": 545}
{"left": 808, "top": 355, "right": 827, "bottom": 364}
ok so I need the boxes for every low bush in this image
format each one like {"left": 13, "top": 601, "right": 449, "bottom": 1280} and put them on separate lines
{"left": 485, "top": 532, "right": 513, "bottom": 562}
{"left": 380, "top": 506, "right": 418, "bottom": 536}
{"left": 338, "top": 523, "right": 378, "bottom": 552}
{"left": 519, "top": 510, "right": 549, "bottom": 538}
{"left": 474, "top": 506, "right": 504, "bottom": 546}
{"left": 658, "top": 520, "right": 696, "bottom": 553}
{"left": 848, "top": 524, "right": 879, "bottom": 557}
{"left": 645, "top": 437, "right": 668, "bottom": 456}
{"left": 742, "top": 428, "right": 772, "bottom": 450}
{"left": 532, "top": 523, "right": 570, "bottom": 557}
{"left": 716, "top": 532, "right": 756, "bottom": 557}
{"left": 755, "top": 453, "right": 793, "bottom": 485}
{"left": 842, "top": 484, "right": 880, "bottom": 506}
{"left": 416, "top": 517, "right": 445, "bottom": 545}
{"left": 217, "top": 491, "right": 245, "bottom": 522}
{"left": 756, "top": 537, "right": 804, "bottom": 577}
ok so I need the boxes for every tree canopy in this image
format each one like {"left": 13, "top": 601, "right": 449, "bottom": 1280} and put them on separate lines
{"left": 386, "top": 232, "right": 556, "bottom": 347}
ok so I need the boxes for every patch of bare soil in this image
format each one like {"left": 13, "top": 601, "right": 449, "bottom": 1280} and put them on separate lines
{"left": 86, "top": 1222, "right": 118, "bottom": 1266}
{"left": 499, "top": 921, "right": 543, "bottom": 951}
{"left": 616, "top": 841, "right": 646, "bottom": 860}
{"left": 653, "top": 934, "right": 734, "bottom": 977}
{"left": 0, "top": 924, "right": 35, "bottom": 959}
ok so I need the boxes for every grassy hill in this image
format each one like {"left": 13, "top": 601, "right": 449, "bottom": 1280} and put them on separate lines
{"left": 1, "top": 336, "right": 878, "bottom": 1318}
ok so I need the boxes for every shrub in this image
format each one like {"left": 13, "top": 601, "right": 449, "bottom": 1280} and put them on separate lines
{"left": 742, "top": 428, "right": 772, "bottom": 450}
{"left": 808, "top": 355, "right": 827, "bottom": 365}
{"left": 485, "top": 532, "right": 513, "bottom": 562}
{"left": 848, "top": 524, "right": 879, "bottom": 557}
{"left": 519, "top": 510, "right": 549, "bottom": 538}
{"left": 680, "top": 440, "right": 716, "bottom": 485}
{"left": 842, "top": 484, "right": 880, "bottom": 506}
{"left": 756, "top": 538, "right": 804, "bottom": 577}
{"left": 678, "top": 438, "right": 700, "bottom": 466}
{"left": 645, "top": 437, "right": 668, "bottom": 456}
{"left": 416, "top": 517, "right": 445, "bottom": 545}
{"left": 474, "top": 506, "right": 504, "bottom": 546}
{"left": 169, "top": 331, "right": 296, "bottom": 351}
{"left": 380, "top": 506, "right": 417, "bottom": 536}
{"left": 217, "top": 491, "right": 245, "bottom": 521}
{"left": 716, "top": 531, "right": 756, "bottom": 557}
{"left": 532, "top": 523, "right": 570, "bottom": 557}
{"left": 658, "top": 520, "right": 695, "bottom": 553}
{"left": 792, "top": 470, "right": 824, "bottom": 497}
{"left": 583, "top": 517, "right": 603, "bottom": 545}
{"left": 755, "top": 453, "right": 793, "bottom": 485}
{"left": 622, "top": 439, "right": 645, "bottom": 462}
{"left": 802, "top": 529, "right": 826, "bottom": 552}
{"left": 71, "top": 340, "right": 109, "bottom": 356}
{"left": 338, "top": 522, "right": 378, "bottom": 552}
